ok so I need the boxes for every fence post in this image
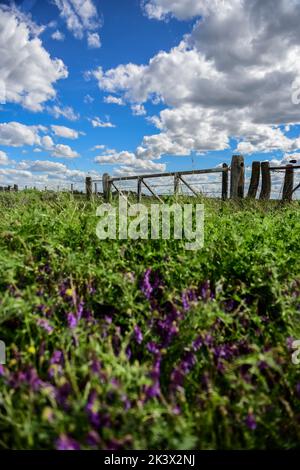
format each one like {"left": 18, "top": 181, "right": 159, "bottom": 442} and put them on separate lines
{"left": 222, "top": 164, "right": 228, "bottom": 200}
{"left": 86, "top": 176, "right": 93, "bottom": 200}
{"left": 174, "top": 173, "right": 180, "bottom": 195}
{"left": 102, "top": 173, "right": 111, "bottom": 202}
{"left": 94, "top": 183, "right": 98, "bottom": 195}
{"left": 71, "top": 184, "right": 74, "bottom": 193}
{"left": 230, "top": 155, "right": 245, "bottom": 199}
{"left": 247, "top": 161, "right": 260, "bottom": 199}
{"left": 282, "top": 164, "right": 294, "bottom": 202}
{"left": 259, "top": 162, "right": 271, "bottom": 200}
{"left": 137, "top": 177, "right": 142, "bottom": 203}
{"left": 13, "top": 184, "right": 18, "bottom": 192}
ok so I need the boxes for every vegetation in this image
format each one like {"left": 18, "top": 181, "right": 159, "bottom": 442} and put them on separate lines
{"left": 0, "top": 191, "right": 300, "bottom": 449}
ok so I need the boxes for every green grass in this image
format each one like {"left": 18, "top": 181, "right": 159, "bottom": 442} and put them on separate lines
{"left": 0, "top": 191, "right": 300, "bottom": 449}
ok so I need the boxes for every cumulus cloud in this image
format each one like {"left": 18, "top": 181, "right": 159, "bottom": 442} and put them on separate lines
{"left": 94, "top": 148, "right": 166, "bottom": 176}
{"left": 0, "top": 122, "right": 42, "bottom": 147}
{"left": 53, "top": 0, "right": 101, "bottom": 47}
{"left": 132, "top": 104, "right": 146, "bottom": 116}
{"left": 51, "top": 30, "right": 65, "bottom": 41}
{"left": 51, "top": 125, "right": 83, "bottom": 139}
{"left": 87, "top": 32, "right": 101, "bottom": 48}
{"left": 51, "top": 144, "right": 79, "bottom": 158}
{"left": 0, "top": 150, "right": 9, "bottom": 165}
{"left": 0, "top": 122, "right": 79, "bottom": 158}
{"left": 142, "top": 0, "right": 229, "bottom": 20}
{"left": 47, "top": 105, "right": 79, "bottom": 121}
{"left": 0, "top": 7, "right": 68, "bottom": 111}
{"left": 89, "top": 0, "right": 300, "bottom": 160}
{"left": 104, "top": 95, "right": 125, "bottom": 106}
{"left": 90, "top": 117, "right": 116, "bottom": 128}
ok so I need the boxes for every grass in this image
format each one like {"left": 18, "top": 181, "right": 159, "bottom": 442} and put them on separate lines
{"left": 0, "top": 190, "right": 300, "bottom": 449}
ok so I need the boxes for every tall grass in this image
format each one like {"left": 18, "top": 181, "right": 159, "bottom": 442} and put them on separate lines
{"left": 0, "top": 191, "right": 300, "bottom": 449}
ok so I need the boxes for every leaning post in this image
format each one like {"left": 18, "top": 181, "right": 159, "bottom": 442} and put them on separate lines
{"left": 86, "top": 176, "right": 93, "bottom": 200}
{"left": 259, "top": 162, "right": 271, "bottom": 200}
{"left": 247, "top": 161, "right": 260, "bottom": 199}
{"left": 102, "top": 173, "right": 111, "bottom": 202}
{"left": 282, "top": 164, "right": 294, "bottom": 202}
{"left": 230, "top": 155, "right": 245, "bottom": 199}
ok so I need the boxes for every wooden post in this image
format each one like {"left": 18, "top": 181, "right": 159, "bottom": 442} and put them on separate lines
{"left": 86, "top": 176, "right": 93, "bottom": 200}
{"left": 230, "top": 155, "right": 245, "bottom": 199}
{"left": 247, "top": 161, "right": 260, "bottom": 199}
{"left": 259, "top": 162, "right": 271, "bottom": 200}
{"left": 222, "top": 164, "right": 228, "bottom": 201}
{"left": 102, "top": 173, "right": 111, "bottom": 202}
{"left": 282, "top": 164, "right": 294, "bottom": 202}
{"left": 71, "top": 184, "right": 74, "bottom": 193}
{"left": 13, "top": 184, "right": 18, "bottom": 192}
{"left": 137, "top": 177, "right": 142, "bottom": 203}
{"left": 174, "top": 173, "right": 180, "bottom": 195}
{"left": 94, "top": 183, "right": 98, "bottom": 195}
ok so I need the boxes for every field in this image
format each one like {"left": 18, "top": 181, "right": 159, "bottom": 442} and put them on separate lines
{"left": 0, "top": 191, "right": 300, "bottom": 450}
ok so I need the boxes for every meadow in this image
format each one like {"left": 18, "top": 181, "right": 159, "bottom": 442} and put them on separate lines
{"left": 0, "top": 191, "right": 300, "bottom": 450}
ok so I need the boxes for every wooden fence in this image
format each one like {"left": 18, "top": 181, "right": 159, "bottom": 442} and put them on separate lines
{"left": 85, "top": 155, "right": 300, "bottom": 202}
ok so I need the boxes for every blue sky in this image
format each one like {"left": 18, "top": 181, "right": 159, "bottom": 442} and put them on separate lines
{"left": 1, "top": 0, "right": 300, "bottom": 189}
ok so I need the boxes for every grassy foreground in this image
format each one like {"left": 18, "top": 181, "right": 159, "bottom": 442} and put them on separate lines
{"left": 0, "top": 191, "right": 300, "bottom": 450}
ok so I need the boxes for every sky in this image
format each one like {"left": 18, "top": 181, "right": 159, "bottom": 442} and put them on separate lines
{"left": 1, "top": 0, "right": 300, "bottom": 190}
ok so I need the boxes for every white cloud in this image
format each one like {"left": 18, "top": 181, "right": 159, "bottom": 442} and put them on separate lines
{"left": 51, "top": 144, "right": 79, "bottom": 158}
{"left": 51, "top": 125, "right": 83, "bottom": 139}
{"left": 41, "top": 134, "right": 79, "bottom": 158}
{"left": 0, "top": 151, "right": 9, "bottom": 165}
{"left": 0, "top": 122, "right": 42, "bottom": 147}
{"left": 51, "top": 30, "right": 65, "bottom": 41}
{"left": 0, "top": 7, "right": 68, "bottom": 111}
{"left": 89, "top": 0, "right": 300, "bottom": 160}
{"left": 142, "top": 0, "right": 229, "bottom": 20}
{"left": 53, "top": 0, "right": 101, "bottom": 47}
{"left": 87, "top": 32, "right": 101, "bottom": 48}
{"left": 0, "top": 122, "right": 79, "bottom": 159}
{"left": 90, "top": 116, "right": 116, "bottom": 128}
{"left": 104, "top": 95, "right": 125, "bottom": 106}
{"left": 94, "top": 148, "right": 166, "bottom": 176}
{"left": 132, "top": 104, "right": 146, "bottom": 116}
{"left": 47, "top": 105, "right": 79, "bottom": 121}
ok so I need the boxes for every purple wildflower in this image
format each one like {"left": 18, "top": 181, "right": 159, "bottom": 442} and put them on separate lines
{"left": 147, "top": 342, "right": 160, "bottom": 355}
{"left": 86, "top": 390, "right": 100, "bottom": 428}
{"left": 50, "top": 350, "right": 64, "bottom": 365}
{"left": 181, "top": 292, "right": 190, "bottom": 311}
{"left": 77, "top": 300, "right": 84, "bottom": 320}
{"left": 86, "top": 431, "right": 100, "bottom": 447}
{"left": 245, "top": 413, "right": 257, "bottom": 431}
{"left": 0, "top": 365, "right": 6, "bottom": 377}
{"left": 125, "top": 346, "right": 132, "bottom": 360}
{"left": 133, "top": 325, "right": 143, "bottom": 345}
{"left": 141, "top": 269, "right": 153, "bottom": 300}
{"left": 67, "top": 313, "right": 77, "bottom": 329}
{"left": 36, "top": 318, "right": 54, "bottom": 334}
{"left": 144, "top": 381, "right": 161, "bottom": 399}
{"left": 55, "top": 382, "right": 72, "bottom": 408}
{"left": 192, "top": 336, "right": 203, "bottom": 352}
{"left": 56, "top": 434, "right": 80, "bottom": 450}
